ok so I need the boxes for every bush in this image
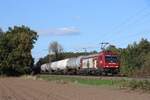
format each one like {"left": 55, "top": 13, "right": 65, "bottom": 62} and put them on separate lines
{"left": 123, "top": 80, "right": 150, "bottom": 91}
{"left": 120, "top": 39, "right": 150, "bottom": 77}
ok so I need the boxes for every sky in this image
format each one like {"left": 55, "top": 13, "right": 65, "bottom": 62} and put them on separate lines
{"left": 0, "top": 0, "right": 150, "bottom": 61}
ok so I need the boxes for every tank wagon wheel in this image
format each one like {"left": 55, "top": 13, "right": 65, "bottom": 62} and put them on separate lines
{"left": 62, "top": 69, "right": 67, "bottom": 75}
{"left": 95, "top": 70, "right": 102, "bottom": 76}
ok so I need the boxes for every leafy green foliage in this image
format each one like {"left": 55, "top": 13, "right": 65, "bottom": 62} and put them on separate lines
{"left": 120, "top": 38, "right": 150, "bottom": 76}
{"left": 136, "top": 52, "right": 150, "bottom": 76}
{"left": 106, "top": 45, "right": 121, "bottom": 54}
{"left": 0, "top": 28, "right": 3, "bottom": 36}
{"left": 122, "top": 80, "right": 150, "bottom": 91}
{"left": 0, "top": 26, "right": 38, "bottom": 76}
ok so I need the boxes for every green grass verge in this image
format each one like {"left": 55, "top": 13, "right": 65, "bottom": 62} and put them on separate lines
{"left": 37, "top": 75, "right": 150, "bottom": 92}
{"left": 37, "top": 75, "right": 124, "bottom": 87}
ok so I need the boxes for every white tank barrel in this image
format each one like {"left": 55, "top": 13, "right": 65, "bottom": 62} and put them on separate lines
{"left": 67, "top": 58, "right": 78, "bottom": 68}
{"left": 51, "top": 59, "right": 69, "bottom": 70}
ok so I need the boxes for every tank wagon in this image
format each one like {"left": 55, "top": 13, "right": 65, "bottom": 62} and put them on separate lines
{"left": 41, "top": 51, "right": 120, "bottom": 75}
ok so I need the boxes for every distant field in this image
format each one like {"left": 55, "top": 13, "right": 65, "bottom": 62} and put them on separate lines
{"left": 37, "top": 75, "right": 150, "bottom": 92}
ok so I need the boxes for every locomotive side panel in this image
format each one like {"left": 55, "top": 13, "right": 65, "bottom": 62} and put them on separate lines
{"left": 81, "top": 57, "right": 97, "bottom": 69}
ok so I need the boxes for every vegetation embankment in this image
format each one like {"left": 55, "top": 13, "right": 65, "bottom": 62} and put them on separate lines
{"left": 37, "top": 75, "right": 150, "bottom": 92}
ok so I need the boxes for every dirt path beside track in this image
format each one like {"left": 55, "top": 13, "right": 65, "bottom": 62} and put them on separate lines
{"left": 0, "top": 77, "right": 150, "bottom": 100}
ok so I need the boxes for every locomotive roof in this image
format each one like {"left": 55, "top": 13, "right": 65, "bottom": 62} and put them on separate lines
{"left": 82, "top": 53, "right": 99, "bottom": 58}
{"left": 100, "top": 51, "right": 118, "bottom": 55}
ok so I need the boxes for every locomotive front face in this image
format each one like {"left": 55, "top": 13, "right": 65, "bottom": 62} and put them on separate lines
{"left": 98, "top": 51, "right": 120, "bottom": 72}
{"left": 104, "top": 55, "right": 119, "bottom": 68}
{"left": 97, "top": 52, "right": 120, "bottom": 74}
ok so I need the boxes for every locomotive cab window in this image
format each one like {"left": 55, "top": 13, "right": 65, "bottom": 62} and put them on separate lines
{"left": 105, "top": 55, "right": 118, "bottom": 63}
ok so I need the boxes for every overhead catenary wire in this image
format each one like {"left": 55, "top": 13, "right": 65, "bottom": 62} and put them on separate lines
{"left": 112, "top": 10, "right": 150, "bottom": 47}
{"left": 44, "top": 6, "right": 150, "bottom": 53}
{"left": 101, "top": 6, "right": 150, "bottom": 42}
{"left": 101, "top": 6, "right": 150, "bottom": 47}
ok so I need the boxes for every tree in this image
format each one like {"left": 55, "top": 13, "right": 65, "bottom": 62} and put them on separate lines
{"left": 120, "top": 38, "right": 150, "bottom": 76}
{"left": 141, "top": 52, "right": 150, "bottom": 76}
{"left": 0, "top": 28, "right": 3, "bottom": 37}
{"left": 106, "top": 45, "right": 120, "bottom": 53}
{"left": 49, "top": 41, "right": 63, "bottom": 61}
{"left": 0, "top": 25, "right": 38, "bottom": 76}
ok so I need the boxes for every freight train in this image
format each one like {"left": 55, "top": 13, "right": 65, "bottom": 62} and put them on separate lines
{"left": 41, "top": 51, "right": 120, "bottom": 75}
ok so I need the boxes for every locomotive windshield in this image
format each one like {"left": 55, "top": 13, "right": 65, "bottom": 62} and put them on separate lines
{"left": 105, "top": 55, "right": 118, "bottom": 63}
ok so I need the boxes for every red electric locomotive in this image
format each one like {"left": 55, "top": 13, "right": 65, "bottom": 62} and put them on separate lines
{"left": 97, "top": 51, "right": 120, "bottom": 74}
{"left": 79, "top": 51, "right": 120, "bottom": 75}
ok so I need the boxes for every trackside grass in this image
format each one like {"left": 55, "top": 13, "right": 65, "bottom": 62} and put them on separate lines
{"left": 37, "top": 75, "right": 123, "bottom": 86}
{"left": 37, "top": 75, "right": 150, "bottom": 92}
